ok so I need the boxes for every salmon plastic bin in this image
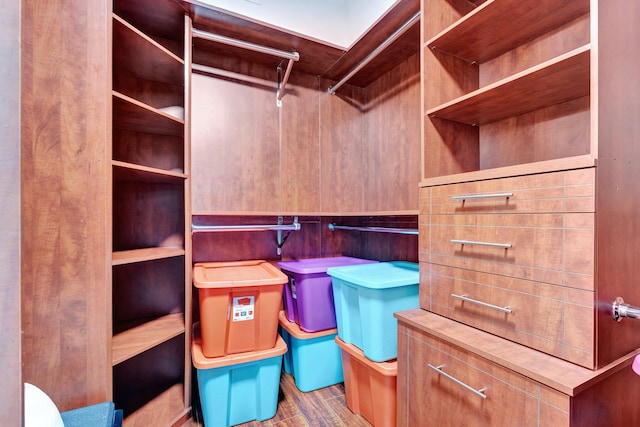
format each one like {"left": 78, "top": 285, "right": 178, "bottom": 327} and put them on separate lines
{"left": 278, "top": 311, "right": 343, "bottom": 392}
{"left": 277, "top": 257, "right": 378, "bottom": 332}
{"left": 335, "top": 337, "right": 397, "bottom": 427}
{"left": 193, "top": 260, "right": 288, "bottom": 358}
{"left": 192, "top": 323, "right": 287, "bottom": 427}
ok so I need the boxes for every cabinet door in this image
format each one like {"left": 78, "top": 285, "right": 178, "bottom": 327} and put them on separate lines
{"left": 399, "top": 324, "right": 570, "bottom": 427}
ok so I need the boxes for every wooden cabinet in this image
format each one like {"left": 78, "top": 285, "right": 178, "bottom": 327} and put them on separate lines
{"left": 405, "top": 0, "right": 640, "bottom": 424}
{"left": 396, "top": 310, "right": 640, "bottom": 427}
{"left": 111, "top": 1, "right": 191, "bottom": 424}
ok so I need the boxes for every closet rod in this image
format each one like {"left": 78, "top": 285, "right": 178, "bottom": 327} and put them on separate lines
{"left": 192, "top": 28, "right": 300, "bottom": 62}
{"left": 328, "top": 223, "right": 418, "bottom": 235}
{"left": 192, "top": 220, "right": 301, "bottom": 233}
{"left": 328, "top": 10, "right": 421, "bottom": 95}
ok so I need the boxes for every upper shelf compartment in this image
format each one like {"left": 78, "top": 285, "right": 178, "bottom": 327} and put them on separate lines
{"left": 426, "top": 0, "right": 590, "bottom": 63}
{"left": 427, "top": 45, "right": 590, "bottom": 125}
{"left": 113, "top": 14, "right": 184, "bottom": 85}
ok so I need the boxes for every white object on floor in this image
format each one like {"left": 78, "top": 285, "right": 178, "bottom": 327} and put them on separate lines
{"left": 24, "top": 383, "right": 65, "bottom": 427}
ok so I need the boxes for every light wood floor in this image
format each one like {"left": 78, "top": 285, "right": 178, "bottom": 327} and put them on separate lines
{"left": 188, "top": 372, "right": 373, "bottom": 427}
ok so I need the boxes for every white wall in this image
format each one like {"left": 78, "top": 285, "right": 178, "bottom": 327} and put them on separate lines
{"left": 187, "top": 0, "right": 396, "bottom": 48}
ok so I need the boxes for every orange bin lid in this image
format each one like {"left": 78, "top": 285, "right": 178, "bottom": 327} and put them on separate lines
{"left": 192, "top": 322, "right": 287, "bottom": 369}
{"left": 193, "top": 260, "right": 288, "bottom": 289}
{"left": 335, "top": 336, "right": 397, "bottom": 376}
{"left": 278, "top": 311, "right": 338, "bottom": 339}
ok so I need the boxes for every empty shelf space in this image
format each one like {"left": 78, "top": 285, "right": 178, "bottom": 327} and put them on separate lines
{"left": 426, "top": 0, "right": 590, "bottom": 63}
{"left": 426, "top": 45, "right": 590, "bottom": 125}
{"left": 112, "top": 247, "right": 185, "bottom": 265}
{"left": 113, "top": 160, "right": 187, "bottom": 183}
{"left": 112, "top": 313, "right": 185, "bottom": 365}
{"left": 113, "top": 91, "right": 184, "bottom": 136}
{"left": 113, "top": 13, "right": 184, "bottom": 84}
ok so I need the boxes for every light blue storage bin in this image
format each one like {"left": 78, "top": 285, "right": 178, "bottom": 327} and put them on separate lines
{"left": 192, "top": 323, "right": 287, "bottom": 427}
{"left": 279, "top": 311, "right": 343, "bottom": 392}
{"left": 327, "top": 261, "right": 419, "bottom": 362}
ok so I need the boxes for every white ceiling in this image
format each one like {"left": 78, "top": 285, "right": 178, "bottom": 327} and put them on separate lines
{"left": 186, "top": 0, "right": 397, "bottom": 49}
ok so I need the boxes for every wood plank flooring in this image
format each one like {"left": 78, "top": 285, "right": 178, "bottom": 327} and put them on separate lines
{"left": 188, "top": 372, "right": 373, "bottom": 427}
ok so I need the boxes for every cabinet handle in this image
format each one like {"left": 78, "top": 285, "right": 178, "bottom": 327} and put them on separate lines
{"left": 452, "top": 192, "right": 513, "bottom": 200}
{"left": 451, "top": 239, "right": 512, "bottom": 249}
{"left": 428, "top": 364, "right": 487, "bottom": 399}
{"left": 451, "top": 293, "right": 512, "bottom": 314}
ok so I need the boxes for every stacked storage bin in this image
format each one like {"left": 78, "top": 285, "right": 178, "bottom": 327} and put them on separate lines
{"left": 327, "top": 261, "right": 420, "bottom": 427}
{"left": 277, "top": 257, "right": 377, "bottom": 392}
{"left": 192, "top": 260, "right": 288, "bottom": 427}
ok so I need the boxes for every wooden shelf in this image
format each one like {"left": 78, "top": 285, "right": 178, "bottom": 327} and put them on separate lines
{"left": 112, "top": 247, "right": 185, "bottom": 266}
{"left": 120, "top": 383, "right": 189, "bottom": 427}
{"left": 426, "top": 45, "right": 590, "bottom": 125}
{"left": 113, "top": 160, "right": 186, "bottom": 183}
{"left": 113, "top": 91, "right": 184, "bottom": 136}
{"left": 426, "top": 0, "right": 590, "bottom": 63}
{"left": 420, "top": 154, "right": 596, "bottom": 187}
{"left": 113, "top": 14, "right": 184, "bottom": 84}
{"left": 112, "top": 313, "right": 185, "bottom": 365}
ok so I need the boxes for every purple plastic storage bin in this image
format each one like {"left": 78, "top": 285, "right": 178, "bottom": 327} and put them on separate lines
{"left": 277, "top": 257, "right": 378, "bottom": 332}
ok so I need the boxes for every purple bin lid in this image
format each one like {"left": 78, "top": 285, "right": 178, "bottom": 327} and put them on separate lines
{"left": 277, "top": 256, "right": 377, "bottom": 275}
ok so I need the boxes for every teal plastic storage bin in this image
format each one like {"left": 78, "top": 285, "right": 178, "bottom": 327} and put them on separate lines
{"left": 327, "top": 261, "right": 419, "bottom": 362}
{"left": 279, "top": 311, "right": 344, "bottom": 392}
{"left": 192, "top": 323, "right": 287, "bottom": 427}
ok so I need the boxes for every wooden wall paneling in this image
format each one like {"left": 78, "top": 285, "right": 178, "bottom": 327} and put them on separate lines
{"left": 364, "top": 53, "right": 421, "bottom": 212}
{"left": 21, "top": 0, "right": 111, "bottom": 411}
{"left": 319, "top": 81, "right": 367, "bottom": 213}
{"left": 0, "top": 0, "right": 21, "bottom": 422}
{"left": 191, "top": 68, "right": 281, "bottom": 214}
{"left": 595, "top": 0, "right": 640, "bottom": 366}
{"left": 280, "top": 72, "right": 321, "bottom": 214}
{"left": 321, "top": 216, "right": 419, "bottom": 262}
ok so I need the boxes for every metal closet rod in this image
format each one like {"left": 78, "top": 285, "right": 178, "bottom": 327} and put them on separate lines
{"left": 328, "top": 10, "right": 421, "bottom": 95}
{"left": 192, "top": 220, "right": 301, "bottom": 233}
{"left": 192, "top": 28, "right": 300, "bottom": 61}
{"left": 328, "top": 223, "right": 418, "bottom": 235}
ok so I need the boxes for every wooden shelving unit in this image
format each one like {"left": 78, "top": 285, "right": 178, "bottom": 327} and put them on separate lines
{"left": 111, "top": 1, "right": 191, "bottom": 424}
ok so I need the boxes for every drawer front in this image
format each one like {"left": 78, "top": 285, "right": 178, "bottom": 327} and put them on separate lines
{"left": 420, "top": 263, "right": 595, "bottom": 368}
{"left": 401, "top": 325, "right": 570, "bottom": 427}
{"left": 427, "top": 168, "right": 595, "bottom": 215}
{"left": 425, "top": 212, "right": 594, "bottom": 289}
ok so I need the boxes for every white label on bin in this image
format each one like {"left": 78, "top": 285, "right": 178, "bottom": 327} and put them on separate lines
{"left": 290, "top": 278, "right": 297, "bottom": 299}
{"left": 232, "top": 296, "right": 255, "bottom": 322}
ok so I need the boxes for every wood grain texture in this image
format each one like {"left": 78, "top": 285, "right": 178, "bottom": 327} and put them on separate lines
{"left": 0, "top": 0, "right": 22, "bottom": 423}
{"left": 319, "top": 81, "right": 367, "bottom": 213}
{"left": 21, "top": 0, "right": 111, "bottom": 411}
{"left": 280, "top": 73, "right": 321, "bottom": 214}
{"left": 364, "top": 53, "right": 421, "bottom": 212}
{"left": 595, "top": 0, "right": 640, "bottom": 367}
{"left": 397, "top": 310, "right": 640, "bottom": 426}
{"left": 191, "top": 70, "right": 281, "bottom": 213}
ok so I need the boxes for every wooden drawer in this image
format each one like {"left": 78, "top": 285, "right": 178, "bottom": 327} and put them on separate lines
{"left": 422, "top": 212, "right": 594, "bottom": 289}
{"left": 422, "top": 168, "right": 595, "bottom": 216}
{"left": 421, "top": 263, "right": 595, "bottom": 368}
{"left": 399, "top": 318, "right": 570, "bottom": 426}
{"left": 396, "top": 310, "right": 640, "bottom": 427}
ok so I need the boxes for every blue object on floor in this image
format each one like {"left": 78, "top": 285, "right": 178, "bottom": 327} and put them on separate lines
{"left": 61, "top": 402, "right": 123, "bottom": 427}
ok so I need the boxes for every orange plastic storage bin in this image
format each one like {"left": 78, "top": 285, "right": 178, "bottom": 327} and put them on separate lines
{"left": 193, "top": 260, "right": 288, "bottom": 358}
{"left": 335, "top": 336, "right": 397, "bottom": 427}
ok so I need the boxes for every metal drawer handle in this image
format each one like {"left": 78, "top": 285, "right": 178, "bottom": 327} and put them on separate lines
{"left": 428, "top": 364, "right": 487, "bottom": 399}
{"left": 452, "top": 192, "right": 513, "bottom": 200}
{"left": 451, "top": 293, "right": 512, "bottom": 314}
{"left": 451, "top": 239, "right": 512, "bottom": 249}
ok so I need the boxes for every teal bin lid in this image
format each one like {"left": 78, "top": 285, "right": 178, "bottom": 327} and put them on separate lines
{"left": 326, "top": 261, "right": 419, "bottom": 289}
